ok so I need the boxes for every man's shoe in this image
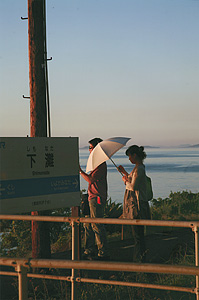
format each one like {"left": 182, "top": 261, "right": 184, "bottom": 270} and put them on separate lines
{"left": 96, "top": 255, "right": 110, "bottom": 261}
{"left": 82, "top": 252, "right": 95, "bottom": 260}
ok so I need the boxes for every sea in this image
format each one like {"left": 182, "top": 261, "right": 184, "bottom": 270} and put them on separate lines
{"left": 79, "top": 147, "right": 199, "bottom": 204}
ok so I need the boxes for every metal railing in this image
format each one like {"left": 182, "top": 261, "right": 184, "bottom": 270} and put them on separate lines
{"left": 0, "top": 214, "right": 198, "bottom": 300}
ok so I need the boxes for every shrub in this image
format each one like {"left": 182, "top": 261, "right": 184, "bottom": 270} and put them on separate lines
{"left": 150, "top": 191, "right": 199, "bottom": 221}
{"left": 104, "top": 197, "right": 123, "bottom": 234}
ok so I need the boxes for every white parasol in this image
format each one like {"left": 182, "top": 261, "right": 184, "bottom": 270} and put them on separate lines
{"left": 86, "top": 137, "right": 131, "bottom": 173}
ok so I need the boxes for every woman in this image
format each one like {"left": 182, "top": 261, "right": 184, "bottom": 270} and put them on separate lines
{"left": 118, "top": 145, "right": 151, "bottom": 262}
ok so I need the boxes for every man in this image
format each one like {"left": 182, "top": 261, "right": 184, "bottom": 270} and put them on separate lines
{"left": 79, "top": 137, "right": 109, "bottom": 260}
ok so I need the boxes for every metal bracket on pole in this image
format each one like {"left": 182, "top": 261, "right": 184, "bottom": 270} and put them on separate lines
{"left": 22, "top": 95, "right": 30, "bottom": 99}
{"left": 45, "top": 57, "right": 53, "bottom": 61}
{"left": 21, "top": 17, "right": 28, "bottom": 20}
{"left": 70, "top": 276, "right": 75, "bottom": 282}
{"left": 68, "top": 218, "right": 80, "bottom": 226}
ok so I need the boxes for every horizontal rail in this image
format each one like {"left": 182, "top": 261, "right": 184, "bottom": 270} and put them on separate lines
{"left": 0, "top": 271, "right": 17, "bottom": 277}
{"left": 0, "top": 270, "right": 195, "bottom": 294}
{"left": 0, "top": 271, "right": 70, "bottom": 281}
{"left": 77, "top": 277, "right": 196, "bottom": 294}
{"left": 0, "top": 215, "right": 198, "bottom": 299}
{"left": 27, "top": 273, "right": 71, "bottom": 281}
{"left": 0, "top": 214, "right": 199, "bottom": 228}
{"left": 81, "top": 218, "right": 199, "bottom": 228}
{"left": 0, "top": 258, "right": 199, "bottom": 276}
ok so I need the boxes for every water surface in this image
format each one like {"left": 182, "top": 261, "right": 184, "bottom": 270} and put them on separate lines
{"left": 79, "top": 147, "right": 199, "bottom": 203}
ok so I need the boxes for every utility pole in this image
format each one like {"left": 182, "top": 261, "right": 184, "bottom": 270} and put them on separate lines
{"left": 28, "top": 0, "right": 51, "bottom": 259}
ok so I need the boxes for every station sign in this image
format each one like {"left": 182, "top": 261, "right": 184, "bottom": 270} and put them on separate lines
{"left": 0, "top": 137, "right": 80, "bottom": 214}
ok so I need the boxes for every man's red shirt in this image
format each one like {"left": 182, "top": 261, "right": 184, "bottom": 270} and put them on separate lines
{"left": 88, "top": 162, "right": 107, "bottom": 201}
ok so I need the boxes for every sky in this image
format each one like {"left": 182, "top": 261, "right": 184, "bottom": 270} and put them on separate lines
{"left": 0, "top": 0, "right": 199, "bottom": 148}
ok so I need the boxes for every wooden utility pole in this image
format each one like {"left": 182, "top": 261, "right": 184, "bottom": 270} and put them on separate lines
{"left": 28, "top": 0, "right": 51, "bottom": 259}
{"left": 28, "top": 0, "right": 47, "bottom": 137}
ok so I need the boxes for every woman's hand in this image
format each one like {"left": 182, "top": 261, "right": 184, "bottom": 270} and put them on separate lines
{"left": 118, "top": 165, "right": 128, "bottom": 176}
{"left": 118, "top": 165, "right": 125, "bottom": 173}
{"left": 122, "top": 175, "right": 128, "bottom": 185}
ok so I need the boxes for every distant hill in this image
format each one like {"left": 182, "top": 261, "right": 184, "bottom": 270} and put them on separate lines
{"left": 179, "top": 144, "right": 199, "bottom": 148}
{"left": 144, "top": 145, "right": 160, "bottom": 149}
{"left": 80, "top": 145, "right": 160, "bottom": 150}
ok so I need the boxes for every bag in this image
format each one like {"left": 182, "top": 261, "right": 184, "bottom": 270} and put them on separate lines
{"left": 81, "top": 193, "right": 90, "bottom": 216}
{"left": 146, "top": 175, "right": 153, "bottom": 201}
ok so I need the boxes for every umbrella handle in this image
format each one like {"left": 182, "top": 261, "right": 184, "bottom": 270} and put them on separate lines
{"left": 110, "top": 158, "right": 123, "bottom": 176}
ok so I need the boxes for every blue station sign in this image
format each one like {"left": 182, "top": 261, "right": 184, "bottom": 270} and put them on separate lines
{"left": 0, "top": 137, "right": 80, "bottom": 214}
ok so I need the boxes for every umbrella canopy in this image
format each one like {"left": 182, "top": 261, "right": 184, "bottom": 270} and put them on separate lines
{"left": 86, "top": 137, "right": 131, "bottom": 173}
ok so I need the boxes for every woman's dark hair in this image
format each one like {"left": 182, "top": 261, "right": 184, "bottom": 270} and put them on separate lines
{"left": 125, "top": 145, "right": 147, "bottom": 161}
{"left": 89, "top": 137, "right": 103, "bottom": 148}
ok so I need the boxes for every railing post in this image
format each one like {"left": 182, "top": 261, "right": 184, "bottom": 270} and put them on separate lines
{"left": 16, "top": 264, "right": 28, "bottom": 300}
{"left": 193, "top": 226, "right": 199, "bottom": 300}
{"left": 121, "top": 225, "right": 124, "bottom": 240}
{"left": 71, "top": 219, "right": 79, "bottom": 300}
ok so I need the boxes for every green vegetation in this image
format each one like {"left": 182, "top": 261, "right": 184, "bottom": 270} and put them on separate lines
{"left": 1, "top": 191, "right": 197, "bottom": 257}
{"left": 0, "top": 191, "right": 198, "bottom": 299}
{"left": 10, "top": 260, "right": 196, "bottom": 299}
{"left": 0, "top": 218, "right": 32, "bottom": 257}
{"left": 151, "top": 191, "right": 199, "bottom": 221}
{"left": 0, "top": 196, "right": 123, "bottom": 257}
{"left": 0, "top": 208, "right": 72, "bottom": 258}
{"left": 104, "top": 197, "right": 123, "bottom": 234}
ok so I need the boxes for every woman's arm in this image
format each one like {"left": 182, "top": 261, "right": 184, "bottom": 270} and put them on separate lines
{"left": 126, "top": 166, "right": 144, "bottom": 190}
{"left": 122, "top": 175, "right": 128, "bottom": 185}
